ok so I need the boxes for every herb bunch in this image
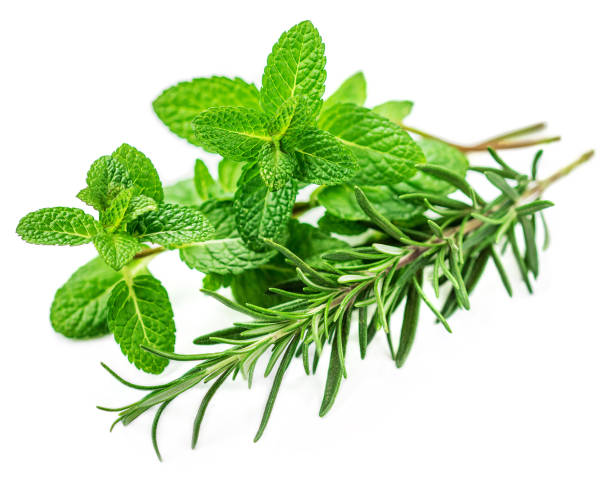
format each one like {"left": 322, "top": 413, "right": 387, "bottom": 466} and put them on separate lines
{"left": 15, "top": 20, "right": 592, "bottom": 456}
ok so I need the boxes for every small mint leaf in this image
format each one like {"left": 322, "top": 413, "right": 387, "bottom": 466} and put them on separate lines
{"left": 234, "top": 163, "right": 298, "bottom": 251}
{"left": 194, "top": 159, "right": 215, "bottom": 201}
{"left": 258, "top": 143, "right": 297, "bottom": 191}
{"left": 17, "top": 207, "right": 102, "bottom": 246}
{"left": 100, "top": 187, "right": 134, "bottom": 231}
{"left": 260, "top": 20, "right": 326, "bottom": 115}
{"left": 93, "top": 232, "right": 142, "bottom": 270}
{"left": 218, "top": 159, "right": 244, "bottom": 193}
{"left": 111, "top": 144, "right": 164, "bottom": 203}
{"left": 107, "top": 274, "right": 175, "bottom": 374}
{"left": 130, "top": 203, "right": 215, "bottom": 249}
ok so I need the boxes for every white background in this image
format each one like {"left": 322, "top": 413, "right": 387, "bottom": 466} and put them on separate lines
{"left": 2, "top": 1, "right": 611, "bottom": 480}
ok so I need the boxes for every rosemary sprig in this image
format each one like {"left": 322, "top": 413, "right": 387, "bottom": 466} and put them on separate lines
{"left": 99, "top": 149, "right": 593, "bottom": 460}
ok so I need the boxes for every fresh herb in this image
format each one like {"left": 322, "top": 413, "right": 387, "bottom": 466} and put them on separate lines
{"left": 16, "top": 20, "right": 592, "bottom": 457}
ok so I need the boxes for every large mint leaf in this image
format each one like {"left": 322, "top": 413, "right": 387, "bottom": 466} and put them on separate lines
{"left": 319, "top": 103, "right": 425, "bottom": 185}
{"left": 318, "top": 184, "right": 422, "bottom": 221}
{"left": 258, "top": 143, "right": 297, "bottom": 191}
{"left": 50, "top": 257, "right": 123, "bottom": 338}
{"left": 282, "top": 126, "right": 356, "bottom": 185}
{"left": 406, "top": 139, "right": 469, "bottom": 194}
{"left": 321, "top": 71, "right": 367, "bottom": 113}
{"left": 192, "top": 107, "right": 271, "bottom": 162}
{"left": 372, "top": 100, "right": 414, "bottom": 123}
{"left": 93, "top": 232, "right": 142, "bottom": 270}
{"left": 130, "top": 203, "right": 214, "bottom": 249}
{"left": 17, "top": 207, "right": 102, "bottom": 246}
{"left": 234, "top": 163, "right": 298, "bottom": 251}
{"left": 260, "top": 20, "right": 326, "bottom": 115}
{"left": 107, "top": 273, "right": 175, "bottom": 374}
{"left": 179, "top": 200, "right": 276, "bottom": 275}
{"left": 111, "top": 144, "right": 164, "bottom": 203}
{"left": 153, "top": 76, "right": 260, "bottom": 146}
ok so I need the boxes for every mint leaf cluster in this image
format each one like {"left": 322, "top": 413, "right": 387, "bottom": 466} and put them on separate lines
{"left": 16, "top": 20, "right": 470, "bottom": 376}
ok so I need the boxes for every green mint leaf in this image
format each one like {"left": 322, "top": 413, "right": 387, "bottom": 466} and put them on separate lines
{"left": 77, "top": 156, "right": 131, "bottom": 211}
{"left": 231, "top": 267, "right": 288, "bottom": 308}
{"left": 50, "top": 257, "right": 123, "bottom": 338}
{"left": 163, "top": 179, "right": 202, "bottom": 206}
{"left": 218, "top": 159, "right": 244, "bottom": 193}
{"left": 111, "top": 144, "right": 164, "bottom": 203}
{"left": 192, "top": 107, "right": 271, "bottom": 162}
{"left": 285, "top": 219, "right": 348, "bottom": 261}
{"left": 321, "top": 71, "right": 367, "bottom": 113}
{"left": 100, "top": 187, "right": 134, "bottom": 231}
{"left": 318, "top": 184, "right": 422, "bottom": 221}
{"left": 17, "top": 207, "right": 102, "bottom": 246}
{"left": 93, "top": 232, "right": 142, "bottom": 270}
{"left": 180, "top": 200, "right": 276, "bottom": 274}
{"left": 202, "top": 273, "right": 233, "bottom": 292}
{"left": 258, "top": 143, "right": 297, "bottom": 191}
{"left": 372, "top": 100, "right": 414, "bottom": 123}
{"left": 282, "top": 126, "right": 356, "bottom": 185}
{"left": 318, "top": 212, "right": 367, "bottom": 235}
{"left": 130, "top": 203, "right": 214, "bottom": 249}
{"left": 153, "top": 76, "right": 260, "bottom": 146}
{"left": 319, "top": 103, "right": 425, "bottom": 185}
{"left": 107, "top": 273, "right": 175, "bottom": 374}
{"left": 194, "top": 159, "right": 215, "bottom": 200}
{"left": 260, "top": 20, "right": 326, "bottom": 115}
{"left": 406, "top": 139, "right": 469, "bottom": 194}
{"left": 234, "top": 162, "right": 298, "bottom": 251}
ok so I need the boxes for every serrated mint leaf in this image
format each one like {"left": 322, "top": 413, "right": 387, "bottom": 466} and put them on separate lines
{"left": 100, "top": 187, "right": 134, "bottom": 231}
{"left": 318, "top": 212, "right": 368, "bottom": 235}
{"left": 179, "top": 200, "right": 276, "bottom": 275}
{"left": 112, "top": 144, "right": 164, "bottom": 203}
{"left": 234, "top": 162, "right": 298, "bottom": 251}
{"left": 258, "top": 143, "right": 297, "bottom": 191}
{"left": 194, "top": 159, "right": 215, "bottom": 200}
{"left": 282, "top": 126, "right": 356, "bottom": 185}
{"left": 218, "top": 159, "right": 244, "bottom": 193}
{"left": 153, "top": 76, "right": 260, "bottom": 146}
{"left": 260, "top": 20, "right": 326, "bottom": 115}
{"left": 192, "top": 107, "right": 271, "bottom": 162}
{"left": 268, "top": 96, "right": 314, "bottom": 137}
{"left": 78, "top": 156, "right": 131, "bottom": 211}
{"left": 163, "top": 179, "right": 202, "bottom": 206}
{"left": 130, "top": 203, "right": 214, "bottom": 249}
{"left": 319, "top": 103, "right": 425, "bottom": 185}
{"left": 406, "top": 139, "right": 469, "bottom": 194}
{"left": 50, "top": 257, "right": 123, "bottom": 338}
{"left": 17, "top": 207, "right": 102, "bottom": 246}
{"left": 372, "top": 100, "right": 414, "bottom": 123}
{"left": 321, "top": 71, "right": 367, "bottom": 113}
{"left": 107, "top": 273, "right": 175, "bottom": 374}
{"left": 318, "top": 184, "right": 422, "bottom": 221}
{"left": 93, "top": 232, "right": 142, "bottom": 270}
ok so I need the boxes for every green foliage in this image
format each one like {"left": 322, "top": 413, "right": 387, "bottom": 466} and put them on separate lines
{"left": 130, "top": 203, "right": 214, "bottom": 249}
{"left": 372, "top": 100, "right": 414, "bottom": 123}
{"left": 319, "top": 103, "right": 425, "bottom": 185}
{"left": 153, "top": 76, "right": 260, "bottom": 146}
{"left": 107, "top": 273, "right": 176, "bottom": 374}
{"left": 260, "top": 20, "right": 326, "bottom": 115}
{"left": 233, "top": 162, "right": 298, "bottom": 251}
{"left": 17, "top": 207, "right": 103, "bottom": 245}
{"left": 321, "top": 71, "right": 367, "bottom": 112}
{"left": 50, "top": 257, "right": 123, "bottom": 338}
{"left": 15, "top": 18, "right": 585, "bottom": 456}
